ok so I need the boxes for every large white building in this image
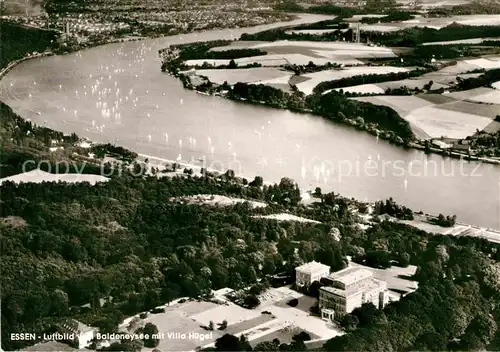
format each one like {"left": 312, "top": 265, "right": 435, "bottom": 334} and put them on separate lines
{"left": 59, "top": 320, "right": 97, "bottom": 349}
{"left": 295, "top": 261, "right": 331, "bottom": 288}
{"left": 319, "top": 267, "right": 389, "bottom": 321}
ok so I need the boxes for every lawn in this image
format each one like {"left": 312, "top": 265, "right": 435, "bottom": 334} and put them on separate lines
{"left": 250, "top": 326, "right": 321, "bottom": 347}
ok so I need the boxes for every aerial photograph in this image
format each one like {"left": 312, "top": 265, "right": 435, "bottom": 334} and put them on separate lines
{"left": 1, "top": 0, "right": 500, "bottom": 350}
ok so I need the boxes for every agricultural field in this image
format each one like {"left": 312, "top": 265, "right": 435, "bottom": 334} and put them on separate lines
{"left": 192, "top": 67, "right": 293, "bottom": 85}
{"left": 395, "top": 0, "right": 471, "bottom": 8}
{"left": 421, "top": 37, "right": 500, "bottom": 46}
{"left": 354, "top": 95, "right": 435, "bottom": 117}
{"left": 402, "top": 105, "right": 493, "bottom": 139}
{"left": 198, "top": 40, "right": 397, "bottom": 67}
{"left": 355, "top": 90, "right": 500, "bottom": 139}
{"left": 448, "top": 87, "right": 500, "bottom": 104}
{"left": 324, "top": 79, "right": 451, "bottom": 95}
{"left": 285, "top": 29, "right": 338, "bottom": 35}
{"left": 184, "top": 41, "right": 406, "bottom": 93}
{"left": 295, "top": 65, "right": 410, "bottom": 95}
{"left": 352, "top": 14, "right": 500, "bottom": 33}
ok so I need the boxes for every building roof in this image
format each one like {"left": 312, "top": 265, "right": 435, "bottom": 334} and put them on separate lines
{"left": 295, "top": 261, "right": 330, "bottom": 274}
{"left": 328, "top": 267, "right": 373, "bottom": 287}
{"left": 77, "top": 321, "right": 97, "bottom": 334}
{"left": 60, "top": 319, "right": 97, "bottom": 334}
{"left": 320, "top": 277, "right": 386, "bottom": 298}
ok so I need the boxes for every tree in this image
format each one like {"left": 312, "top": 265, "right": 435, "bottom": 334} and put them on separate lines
{"left": 262, "top": 258, "right": 276, "bottom": 275}
{"left": 313, "top": 187, "right": 322, "bottom": 197}
{"left": 219, "top": 320, "right": 228, "bottom": 330}
{"left": 462, "top": 313, "right": 497, "bottom": 346}
{"left": 397, "top": 252, "right": 411, "bottom": 267}
{"left": 215, "top": 334, "right": 240, "bottom": 351}
{"left": 340, "top": 314, "right": 359, "bottom": 332}
{"left": 246, "top": 265, "right": 258, "bottom": 283}
{"left": 243, "top": 294, "right": 260, "bottom": 309}
{"left": 351, "top": 303, "right": 379, "bottom": 327}
{"left": 292, "top": 331, "right": 311, "bottom": 342}
{"left": 228, "top": 59, "right": 237, "bottom": 69}
{"left": 253, "top": 340, "right": 280, "bottom": 351}
{"left": 308, "top": 280, "right": 322, "bottom": 298}
{"left": 413, "top": 332, "right": 447, "bottom": 351}
{"left": 141, "top": 323, "right": 160, "bottom": 348}
{"left": 249, "top": 175, "right": 263, "bottom": 187}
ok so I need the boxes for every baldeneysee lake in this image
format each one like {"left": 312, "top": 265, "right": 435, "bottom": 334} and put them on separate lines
{"left": 1, "top": 14, "right": 499, "bottom": 229}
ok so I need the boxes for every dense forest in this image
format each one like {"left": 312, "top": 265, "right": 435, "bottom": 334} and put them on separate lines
{"left": 210, "top": 225, "right": 500, "bottom": 351}
{"left": 0, "top": 21, "right": 58, "bottom": 70}
{"left": 2, "top": 101, "right": 499, "bottom": 352}
{"left": 2, "top": 80, "right": 500, "bottom": 352}
{"left": 0, "top": 103, "right": 347, "bottom": 350}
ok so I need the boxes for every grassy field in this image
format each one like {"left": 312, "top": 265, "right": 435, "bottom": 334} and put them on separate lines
{"left": 403, "top": 105, "right": 492, "bottom": 139}
{"left": 353, "top": 95, "right": 434, "bottom": 116}
{"left": 194, "top": 67, "right": 293, "bottom": 85}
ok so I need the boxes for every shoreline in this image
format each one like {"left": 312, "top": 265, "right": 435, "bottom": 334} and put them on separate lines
{"left": 137, "top": 152, "right": 500, "bottom": 235}
{"left": 0, "top": 12, "right": 300, "bottom": 79}
{"left": 0, "top": 52, "right": 54, "bottom": 79}
{"left": 173, "top": 77, "right": 500, "bottom": 166}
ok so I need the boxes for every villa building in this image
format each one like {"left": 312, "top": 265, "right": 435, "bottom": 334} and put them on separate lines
{"left": 318, "top": 267, "right": 389, "bottom": 321}
{"left": 295, "top": 261, "right": 331, "bottom": 288}
{"left": 58, "top": 320, "right": 97, "bottom": 349}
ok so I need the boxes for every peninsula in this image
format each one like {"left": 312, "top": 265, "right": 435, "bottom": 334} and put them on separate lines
{"left": 160, "top": 2, "right": 500, "bottom": 162}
